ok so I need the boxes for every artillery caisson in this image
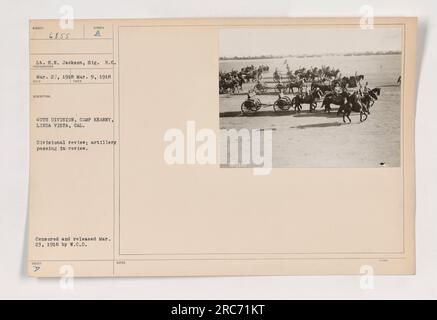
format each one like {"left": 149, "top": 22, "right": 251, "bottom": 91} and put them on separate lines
{"left": 240, "top": 95, "right": 294, "bottom": 115}
{"left": 240, "top": 98, "right": 262, "bottom": 115}
{"left": 273, "top": 96, "right": 293, "bottom": 112}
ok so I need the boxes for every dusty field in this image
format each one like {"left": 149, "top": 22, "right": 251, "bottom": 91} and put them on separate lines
{"left": 219, "top": 55, "right": 401, "bottom": 168}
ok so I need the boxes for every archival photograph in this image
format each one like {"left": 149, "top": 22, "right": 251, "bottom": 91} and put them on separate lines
{"left": 219, "top": 27, "right": 403, "bottom": 168}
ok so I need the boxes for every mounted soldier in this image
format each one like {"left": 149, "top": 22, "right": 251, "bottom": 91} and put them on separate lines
{"left": 357, "top": 81, "right": 368, "bottom": 99}
{"left": 298, "top": 84, "right": 309, "bottom": 98}
{"left": 273, "top": 68, "right": 281, "bottom": 83}
{"left": 247, "top": 89, "right": 257, "bottom": 101}
{"left": 333, "top": 82, "right": 343, "bottom": 96}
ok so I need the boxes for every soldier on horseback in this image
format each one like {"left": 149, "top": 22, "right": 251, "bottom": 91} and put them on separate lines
{"left": 247, "top": 89, "right": 257, "bottom": 101}
{"left": 333, "top": 82, "right": 343, "bottom": 96}
{"left": 273, "top": 68, "right": 281, "bottom": 83}
{"left": 357, "top": 81, "right": 369, "bottom": 99}
{"left": 298, "top": 84, "right": 310, "bottom": 98}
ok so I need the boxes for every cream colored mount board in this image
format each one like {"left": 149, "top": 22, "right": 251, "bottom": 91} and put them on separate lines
{"left": 28, "top": 18, "right": 417, "bottom": 277}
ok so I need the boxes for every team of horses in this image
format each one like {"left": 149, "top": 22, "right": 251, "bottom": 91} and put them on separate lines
{"left": 220, "top": 64, "right": 357, "bottom": 95}
{"left": 251, "top": 75, "right": 366, "bottom": 95}
{"left": 274, "top": 65, "right": 342, "bottom": 83}
{"left": 219, "top": 64, "right": 270, "bottom": 94}
{"left": 221, "top": 64, "right": 383, "bottom": 123}
{"left": 320, "top": 87, "right": 381, "bottom": 123}
{"left": 244, "top": 87, "right": 381, "bottom": 123}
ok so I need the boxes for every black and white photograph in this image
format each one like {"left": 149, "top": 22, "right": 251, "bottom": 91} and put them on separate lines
{"left": 219, "top": 27, "right": 403, "bottom": 167}
{"left": 3, "top": 0, "right": 437, "bottom": 302}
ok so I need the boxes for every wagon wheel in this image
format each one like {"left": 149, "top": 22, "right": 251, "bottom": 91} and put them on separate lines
{"left": 241, "top": 98, "right": 261, "bottom": 115}
{"left": 253, "top": 83, "right": 267, "bottom": 94}
{"left": 284, "top": 96, "right": 293, "bottom": 105}
{"left": 273, "top": 98, "right": 291, "bottom": 112}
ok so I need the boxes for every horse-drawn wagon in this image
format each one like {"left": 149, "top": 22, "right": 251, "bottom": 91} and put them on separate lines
{"left": 240, "top": 94, "right": 294, "bottom": 115}
{"left": 240, "top": 97, "right": 263, "bottom": 115}
{"left": 253, "top": 81, "right": 289, "bottom": 94}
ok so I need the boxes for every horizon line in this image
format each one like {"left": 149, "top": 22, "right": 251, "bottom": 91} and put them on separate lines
{"left": 219, "top": 50, "right": 402, "bottom": 60}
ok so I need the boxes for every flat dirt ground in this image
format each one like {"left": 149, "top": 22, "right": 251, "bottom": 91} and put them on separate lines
{"left": 219, "top": 55, "right": 402, "bottom": 168}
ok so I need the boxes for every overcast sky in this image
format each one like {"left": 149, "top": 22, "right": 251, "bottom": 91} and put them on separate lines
{"left": 219, "top": 27, "right": 402, "bottom": 57}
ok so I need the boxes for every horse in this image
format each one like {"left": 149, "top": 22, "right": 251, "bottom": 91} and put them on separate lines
{"left": 243, "top": 70, "right": 257, "bottom": 82}
{"left": 287, "top": 79, "right": 304, "bottom": 93}
{"left": 340, "top": 92, "right": 368, "bottom": 123}
{"left": 291, "top": 88, "right": 323, "bottom": 112}
{"left": 338, "top": 75, "right": 364, "bottom": 88}
{"left": 219, "top": 78, "right": 240, "bottom": 94}
{"left": 311, "top": 81, "right": 333, "bottom": 94}
{"left": 338, "top": 88, "right": 381, "bottom": 123}
{"left": 360, "top": 88, "right": 381, "bottom": 114}
{"left": 320, "top": 91, "right": 349, "bottom": 114}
